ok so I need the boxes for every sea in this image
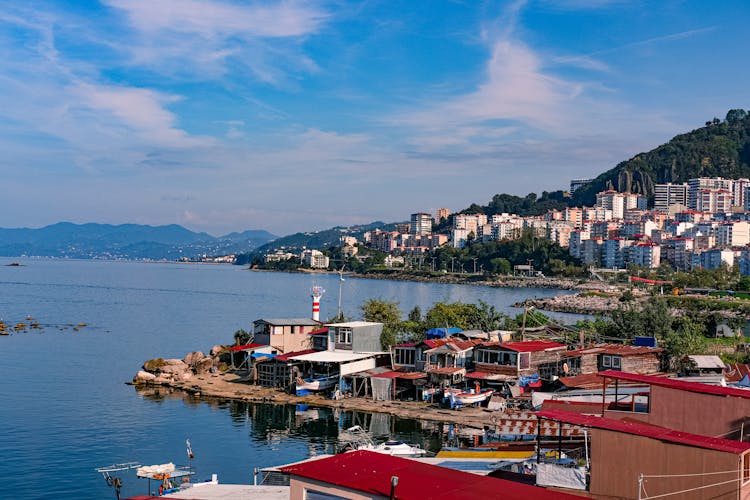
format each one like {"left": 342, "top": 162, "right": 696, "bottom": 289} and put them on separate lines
{"left": 0, "top": 258, "right": 577, "bottom": 499}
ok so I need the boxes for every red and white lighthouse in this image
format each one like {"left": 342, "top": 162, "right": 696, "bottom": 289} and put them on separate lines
{"left": 311, "top": 285, "right": 325, "bottom": 321}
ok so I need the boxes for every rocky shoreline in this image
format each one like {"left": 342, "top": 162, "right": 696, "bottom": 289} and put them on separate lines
{"left": 131, "top": 352, "right": 504, "bottom": 429}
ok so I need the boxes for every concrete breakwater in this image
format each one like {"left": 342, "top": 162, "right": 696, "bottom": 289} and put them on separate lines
{"left": 514, "top": 292, "right": 623, "bottom": 316}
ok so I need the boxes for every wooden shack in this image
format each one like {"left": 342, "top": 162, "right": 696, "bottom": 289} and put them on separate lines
{"left": 473, "top": 340, "right": 567, "bottom": 380}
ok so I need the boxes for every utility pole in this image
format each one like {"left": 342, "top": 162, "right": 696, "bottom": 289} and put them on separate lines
{"left": 450, "top": 256, "right": 455, "bottom": 273}
{"left": 473, "top": 257, "right": 478, "bottom": 274}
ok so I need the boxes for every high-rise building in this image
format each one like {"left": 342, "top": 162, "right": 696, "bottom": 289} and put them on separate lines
{"left": 654, "top": 183, "right": 688, "bottom": 211}
{"left": 436, "top": 208, "right": 450, "bottom": 223}
{"left": 687, "top": 177, "right": 733, "bottom": 209}
{"left": 570, "top": 178, "right": 593, "bottom": 194}
{"left": 410, "top": 212, "right": 433, "bottom": 235}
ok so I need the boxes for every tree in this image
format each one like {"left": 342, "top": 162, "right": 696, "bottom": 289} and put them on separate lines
{"left": 360, "top": 299, "right": 402, "bottom": 350}
{"left": 665, "top": 317, "right": 708, "bottom": 369}
{"left": 474, "top": 300, "right": 508, "bottom": 332}
{"left": 408, "top": 306, "right": 422, "bottom": 323}
{"left": 233, "top": 329, "right": 251, "bottom": 345}
{"left": 423, "top": 302, "right": 481, "bottom": 330}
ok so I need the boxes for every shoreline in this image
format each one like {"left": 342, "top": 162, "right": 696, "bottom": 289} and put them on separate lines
{"left": 131, "top": 372, "right": 505, "bottom": 429}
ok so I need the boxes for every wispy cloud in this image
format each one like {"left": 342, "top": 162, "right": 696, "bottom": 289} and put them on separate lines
{"left": 103, "top": 0, "right": 329, "bottom": 85}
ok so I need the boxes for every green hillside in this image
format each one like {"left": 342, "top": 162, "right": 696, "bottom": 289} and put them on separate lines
{"left": 571, "top": 109, "right": 750, "bottom": 206}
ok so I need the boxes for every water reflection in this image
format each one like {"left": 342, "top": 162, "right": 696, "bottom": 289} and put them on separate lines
{"left": 135, "top": 386, "right": 446, "bottom": 455}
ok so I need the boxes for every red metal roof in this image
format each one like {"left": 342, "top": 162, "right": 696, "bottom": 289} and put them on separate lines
{"left": 485, "top": 340, "right": 566, "bottom": 352}
{"left": 427, "top": 367, "right": 466, "bottom": 375}
{"left": 279, "top": 450, "right": 586, "bottom": 499}
{"left": 227, "top": 343, "right": 265, "bottom": 352}
{"left": 599, "top": 370, "right": 750, "bottom": 399}
{"left": 538, "top": 409, "right": 750, "bottom": 455}
{"left": 725, "top": 363, "right": 750, "bottom": 383}
{"left": 371, "top": 371, "right": 401, "bottom": 379}
{"left": 274, "top": 349, "right": 316, "bottom": 361}
{"left": 541, "top": 399, "right": 605, "bottom": 415}
{"left": 308, "top": 327, "right": 328, "bottom": 335}
{"left": 565, "top": 344, "right": 663, "bottom": 357}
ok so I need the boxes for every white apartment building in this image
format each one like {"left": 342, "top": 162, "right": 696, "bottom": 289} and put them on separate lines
{"left": 671, "top": 237, "right": 695, "bottom": 271}
{"left": 568, "top": 230, "right": 590, "bottom": 259}
{"left": 654, "top": 183, "right": 688, "bottom": 211}
{"left": 301, "top": 249, "right": 330, "bottom": 269}
{"left": 453, "top": 213, "right": 487, "bottom": 234}
{"left": 625, "top": 243, "right": 661, "bottom": 268}
{"left": 716, "top": 221, "right": 750, "bottom": 247}
{"left": 688, "top": 177, "right": 733, "bottom": 209}
{"left": 602, "top": 239, "right": 633, "bottom": 269}
{"left": 410, "top": 212, "right": 433, "bottom": 235}
{"left": 695, "top": 189, "right": 732, "bottom": 214}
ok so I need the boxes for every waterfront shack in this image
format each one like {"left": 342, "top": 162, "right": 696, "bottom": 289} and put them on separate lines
{"left": 537, "top": 409, "right": 750, "bottom": 499}
{"left": 255, "top": 349, "right": 316, "bottom": 389}
{"left": 599, "top": 370, "right": 750, "bottom": 440}
{"left": 279, "top": 450, "right": 587, "bottom": 499}
{"left": 253, "top": 318, "right": 322, "bottom": 354}
{"left": 537, "top": 344, "right": 664, "bottom": 380}
{"left": 473, "top": 340, "right": 567, "bottom": 382}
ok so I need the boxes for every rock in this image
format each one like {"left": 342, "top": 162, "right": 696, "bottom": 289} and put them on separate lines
{"left": 134, "top": 370, "right": 156, "bottom": 384}
{"left": 143, "top": 358, "right": 167, "bottom": 372}
{"left": 210, "top": 344, "right": 224, "bottom": 357}
{"left": 163, "top": 358, "right": 185, "bottom": 366}
{"left": 193, "top": 357, "right": 214, "bottom": 374}
{"left": 154, "top": 375, "right": 172, "bottom": 385}
{"left": 183, "top": 351, "right": 204, "bottom": 367}
{"left": 159, "top": 360, "right": 189, "bottom": 376}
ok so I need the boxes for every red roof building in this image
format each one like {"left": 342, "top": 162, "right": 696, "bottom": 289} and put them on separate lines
{"left": 473, "top": 340, "right": 566, "bottom": 381}
{"left": 280, "top": 450, "right": 586, "bottom": 500}
{"left": 538, "top": 409, "right": 750, "bottom": 500}
{"left": 599, "top": 370, "right": 750, "bottom": 441}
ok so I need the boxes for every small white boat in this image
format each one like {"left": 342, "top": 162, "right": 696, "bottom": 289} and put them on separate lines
{"left": 445, "top": 388, "right": 494, "bottom": 406}
{"left": 296, "top": 374, "right": 338, "bottom": 392}
{"left": 339, "top": 426, "right": 428, "bottom": 457}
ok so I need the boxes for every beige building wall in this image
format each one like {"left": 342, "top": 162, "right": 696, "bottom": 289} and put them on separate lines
{"left": 290, "top": 477, "right": 384, "bottom": 500}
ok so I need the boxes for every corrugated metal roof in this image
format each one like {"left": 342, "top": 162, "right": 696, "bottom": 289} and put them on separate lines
{"left": 289, "top": 351, "right": 375, "bottom": 363}
{"left": 254, "top": 318, "right": 321, "bottom": 326}
{"left": 566, "top": 344, "right": 663, "bottom": 357}
{"left": 538, "top": 409, "right": 750, "bottom": 455}
{"left": 274, "top": 349, "right": 316, "bottom": 361}
{"left": 725, "top": 363, "right": 750, "bottom": 383}
{"left": 308, "top": 327, "right": 328, "bottom": 335}
{"left": 279, "top": 450, "right": 587, "bottom": 499}
{"left": 481, "top": 340, "right": 566, "bottom": 352}
{"left": 599, "top": 370, "right": 750, "bottom": 399}
{"left": 685, "top": 355, "right": 725, "bottom": 369}
{"left": 227, "top": 343, "right": 266, "bottom": 352}
{"left": 427, "top": 367, "right": 466, "bottom": 375}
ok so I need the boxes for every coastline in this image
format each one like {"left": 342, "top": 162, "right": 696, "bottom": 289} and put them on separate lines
{"left": 131, "top": 372, "right": 502, "bottom": 429}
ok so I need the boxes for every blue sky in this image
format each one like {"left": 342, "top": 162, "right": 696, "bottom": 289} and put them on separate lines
{"left": 0, "top": 0, "right": 748, "bottom": 235}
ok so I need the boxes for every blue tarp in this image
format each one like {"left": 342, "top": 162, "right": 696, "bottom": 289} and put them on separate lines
{"left": 737, "top": 374, "right": 750, "bottom": 387}
{"left": 425, "top": 327, "right": 463, "bottom": 339}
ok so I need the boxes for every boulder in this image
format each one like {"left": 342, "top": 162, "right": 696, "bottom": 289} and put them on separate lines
{"left": 133, "top": 370, "right": 156, "bottom": 384}
{"left": 183, "top": 351, "right": 205, "bottom": 367}
{"left": 143, "top": 358, "right": 167, "bottom": 372}
{"left": 193, "top": 357, "right": 214, "bottom": 375}
{"left": 163, "top": 358, "right": 186, "bottom": 366}
{"left": 159, "top": 360, "right": 189, "bottom": 376}
{"left": 210, "top": 344, "right": 224, "bottom": 357}
{"left": 154, "top": 375, "right": 172, "bottom": 385}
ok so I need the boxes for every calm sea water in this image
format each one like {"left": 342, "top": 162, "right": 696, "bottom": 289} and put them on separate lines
{"left": 0, "top": 259, "right": 574, "bottom": 499}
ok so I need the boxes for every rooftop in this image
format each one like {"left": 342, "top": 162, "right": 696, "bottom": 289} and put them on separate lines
{"left": 538, "top": 409, "right": 750, "bottom": 455}
{"left": 273, "top": 349, "right": 316, "bottom": 362}
{"left": 226, "top": 343, "right": 266, "bottom": 352}
{"left": 288, "top": 350, "right": 376, "bottom": 363}
{"left": 481, "top": 340, "right": 566, "bottom": 352}
{"left": 565, "top": 344, "right": 663, "bottom": 357}
{"left": 279, "top": 450, "right": 586, "bottom": 499}
{"left": 324, "top": 321, "right": 382, "bottom": 328}
{"left": 599, "top": 370, "right": 750, "bottom": 399}
{"left": 253, "top": 318, "right": 321, "bottom": 326}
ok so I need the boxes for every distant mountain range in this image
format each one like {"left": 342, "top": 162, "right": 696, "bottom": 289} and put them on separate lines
{"left": 0, "top": 222, "right": 277, "bottom": 260}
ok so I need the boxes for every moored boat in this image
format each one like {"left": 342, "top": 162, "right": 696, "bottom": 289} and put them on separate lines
{"left": 295, "top": 374, "right": 338, "bottom": 392}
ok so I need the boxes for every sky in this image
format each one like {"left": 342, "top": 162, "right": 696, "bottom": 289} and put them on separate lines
{"left": 0, "top": 0, "right": 748, "bottom": 236}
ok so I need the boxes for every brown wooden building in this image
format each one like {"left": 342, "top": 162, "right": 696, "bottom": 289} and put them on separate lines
{"left": 600, "top": 370, "right": 750, "bottom": 440}
{"left": 538, "top": 409, "right": 750, "bottom": 500}
{"left": 473, "top": 340, "right": 567, "bottom": 380}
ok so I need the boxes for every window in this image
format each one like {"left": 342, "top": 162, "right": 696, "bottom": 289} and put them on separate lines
{"left": 611, "top": 356, "right": 621, "bottom": 369}
{"left": 602, "top": 355, "right": 612, "bottom": 368}
{"left": 743, "top": 453, "right": 749, "bottom": 484}
{"left": 519, "top": 352, "right": 530, "bottom": 369}
{"left": 395, "top": 348, "right": 415, "bottom": 366}
{"left": 335, "top": 327, "right": 352, "bottom": 344}
{"left": 305, "top": 489, "right": 349, "bottom": 500}
{"left": 291, "top": 326, "right": 296, "bottom": 334}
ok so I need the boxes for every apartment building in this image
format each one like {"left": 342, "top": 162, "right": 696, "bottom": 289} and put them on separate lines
{"left": 653, "top": 182, "right": 688, "bottom": 211}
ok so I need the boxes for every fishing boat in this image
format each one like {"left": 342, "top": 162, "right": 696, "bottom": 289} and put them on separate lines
{"left": 444, "top": 387, "right": 494, "bottom": 407}
{"left": 339, "top": 426, "right": 428, "bottom": 457}
{"left": 295, "top": 374, "right": 338, "bottom": 392}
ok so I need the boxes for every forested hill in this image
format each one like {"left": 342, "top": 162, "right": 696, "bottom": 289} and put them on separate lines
{"left": 571, "top": 109, "right": 750, "bottom": 206}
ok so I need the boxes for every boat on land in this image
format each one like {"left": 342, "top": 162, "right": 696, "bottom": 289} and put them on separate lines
{"left": 339, "top": 426, "right": 429, "bottom": 457}
{"left": 295, "top": 374, "right": 338, "bottom": 392}
{"left": 444, "top": 388, "right": 494, "bottom": 406}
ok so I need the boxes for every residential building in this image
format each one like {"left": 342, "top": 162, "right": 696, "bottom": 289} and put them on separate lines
{"left": 625, "top": 242, "right": 661, "bottom": 268}
{"left": 436, "top": 207, "right": 450, "bottom": 223}
{"left": 654, "top": 182, "right": 688, "bottom": 211}
{"left": 568, "top": 230, "right": 590, "bottom": 259}
{"left": 716, "top": 221, "right": 750, "bottom": 247}
{"left": 253, "top": 318, "right": 321, "bottom": 354}
{"left": 580, "top": 238, "right": 603, "bottom": 266}
{"left": 602, "top": 239, "right": 632, "bottom": 269}
{"left": 695, "top": 188, "right": 732, "bottom": 214}
{"left": 409, "top": 212, "right": 433, "bottom": 235}
{"left": 570, "top": 178, "right": 593, "bottom": 193}
{"left": 301, "top": 249, "right": 329, "bottom": 269}
{"left": 688, "top": 177, "right": 733, "bottom": 209}
{"left": 693, "top": 248, "right": 736, "bottom": 270}
{"left": 473, "top": 340, "right": 567, "bottom": 381}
